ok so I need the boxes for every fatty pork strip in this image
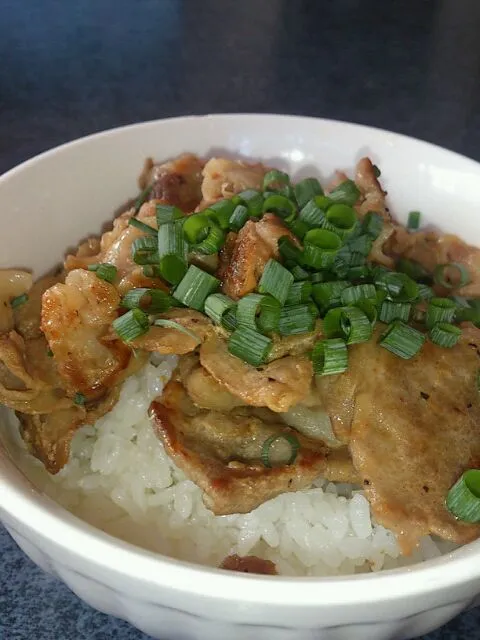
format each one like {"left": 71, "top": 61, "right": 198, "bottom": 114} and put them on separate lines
{"left": 150, "top": 376, "right": 357, "bottom": 515}
{"left": 316, "top": 326, "right": 480, "bottom": 552}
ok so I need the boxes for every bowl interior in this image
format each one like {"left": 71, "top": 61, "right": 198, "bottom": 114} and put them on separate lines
{"left": 1, "top": 114, "right": 480, "bottom": 607}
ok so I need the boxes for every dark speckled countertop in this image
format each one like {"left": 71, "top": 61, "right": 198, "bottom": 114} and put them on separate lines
{"left": 1, "top": 1, "right": 480, "bottom": 638}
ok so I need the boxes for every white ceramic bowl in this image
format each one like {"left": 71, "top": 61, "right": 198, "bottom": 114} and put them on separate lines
{"left": 1, "top": 115, "right": 480, "bottom": 640}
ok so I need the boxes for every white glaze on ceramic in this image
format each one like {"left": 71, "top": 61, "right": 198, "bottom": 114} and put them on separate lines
{"left": 0, "top": 115, "right": 479, "bottom": 640}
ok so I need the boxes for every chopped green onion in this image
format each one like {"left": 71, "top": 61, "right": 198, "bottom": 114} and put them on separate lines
{"left": 183, "top": 213, "right": 210, "bottom": 244}
{"left": 131, "top": 236, "right": 159, "bottom": 265}
{"left": 236, "top": 293, "right": 280, "bottom": 335}
{"left": 229, "top": 205, "right": 249, "bottom": 231}
{"left": 205, "top": 200, "right": 236, "bottom": 229}
{"left": 429, "top": 322, "right": 462, "bottom": 348}
{"left": 278, "top": 236, "right": 304, "bottom": 265}
{"left": 222, "top": 307, "right": 237, "bottom": 332}
{"left": 263, "top": 169, "right": 290, "bottom": 192}
{"left": 396, "top": 258, "right": 431, "bottom": 283}
{"left": 258, "top": 259, "right": 294, "bottom": 305}
{"left": 355, "top": 299, "right": 378, "bottom": 325}
{"left": 341, "top": 284, "right": 377, "bottom": 306}
{"left": 324, "top": 204, "right": 357, "bottom": 238}
{"left": 375, "top": 271, "right": 419, "bottom": 302}
{"left": 372, "top": 164, "right": 381, "bottom": 178}
{"left": 362, "top": 211, "right": 383, "bottom": 239}
{"left": 455, "top": 306, "right": 480, "bottom": 325}
{"left": 134, "top": 185, "right": 153, "bottom": 212}
{"left": 74, "top": 392, "right": 86, "bottom": 406}
{"left": 379, "top": 321, "right": 425, "bottom": 359}
{"left": 173, "top": 265, "right": 219, "bottom": 311}
{"left": 446, "top": 470, "right": 480, "bottom": 523}
{"left": 153, "top": 318, "right": 201, "bottom": 344}
{"left": 288, "top": 218, "right": 309, "bottom": 240}
{"left": 278, "top": 304, "right": 316, "bottom": 336}
{"left": 285, "top": 281, "right": 312, "bottom": 305}
{"left": 156, "top": 204, "right": 184, "bottom": 226}
{"left": 294, "top": 178, "right": 324, "bottom": 209}
{"left": 261, "top": 433, "right": 300, "bottom": 468}
{"left": 426, "top": 297, "right": 457, "bottom": 329}
{"left": 204, "top": 293, "right": 237, "bottom": 329}
{"left": 128, "top": 217, "right": 157, "bottom": 236}
{"left": 303, "top": 229, "right": 342, "bottom": 269}
{"left": 142, "top": 265, "right": 163, "bottom": 279}
{"left": 46, "top": 348, "right": 54, "bottom": 357}
{"left": 299, "top": 198, "right": 326, "bottom": 228}
{"left": 347, "top": 234, "right": 373, "bottom": 256}
{"left": 10, "top": 293, "right": 28, "bottom": 309}
{"left": 157, "top": 222, "right": 188, "bottom": 285}
{"left": 112, "top": 308, "right": 150, "bottom": 342}
{"left": 407, "top": 211, "right": 421, "bottom": 230}
{"left": 418, "top": 283, "right": 434, "bottom": 301}
{"left": 312, "top": 281, "right": 349, "bottom": 313}
{"left": 379, "top": 301, "right": 411, "bottom": 323}
{"left": 434, "top": 263, "right": 470, "bottom": 289}
{"left": 262, "top": 194, "right": 296, "bottom": 221}
{"left": 291, "top": 265, "right": 310, "bottom": 281}
{"left": 310, "top": 271, "right": 334, "bottom": 284}
{"left": 328, "top": 180, "right": 360, "bottom": 206}
{"left": 311, "top": 338, "right": 348, "bottom": 376}
{"left": 347, "top": 265, "right": 371, "bottom": 281}
{"left": 237, "top": 189, "right": 264, "bottom": 216}
{"left": 87, "top": 263, "right": 118, "bottom": 283}
{"left": 228, "top": 326, "right": 272, "bottom": 366}
{"left": 120, "top": 288, "right": 174, "bottom": 314}
{"left": 195, "top": 223, "right": 225, "bottom": 255}
{"left": 323, "top": 306, "right": 372, "bottom": 344}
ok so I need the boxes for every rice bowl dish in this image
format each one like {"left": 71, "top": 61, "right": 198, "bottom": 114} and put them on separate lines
{"left": 2, "top": 115, "right": 475, "bottom": 637}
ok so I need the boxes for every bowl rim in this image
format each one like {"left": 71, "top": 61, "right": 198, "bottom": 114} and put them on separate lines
{"left": 1, "top": 113, "right": 480, "bottom": 608}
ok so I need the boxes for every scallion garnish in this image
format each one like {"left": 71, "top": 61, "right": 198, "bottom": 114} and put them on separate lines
{"left": 375, "top": 271, "right": 419, "bottom": 302}
{"left": 258, "top": 259, "right": 294, "bottom": 305}
{"left": 156, "top": 204, "right": 184, "bottom": 226}
{"left": 278, "top": 236, "right": 304, "bottom": 265}
{"left": 434, "top": 263, "right": 470, "bottom": 289}
{"left": 323, "top": 306, "right": 372, "bottom": 345}
{"left": 237, "top": 293, "right": 280, "bottom": 335}
{"left": 261, "top": 433, "right": 300, "bottom": 468}
{"left": 131, "top": 236, "right": 159, "bottom": 265}
{"left": 323, "top": 204, "right": 357, "bottom": 238}
{"left": 229, "top": 205, "right": 249, "bottom": 231}
{"left": 120, "top": 288, "right": 174, "bottom": 314}
{"left": 429, "top": 322, "right": 462, "bottom": 348}
{"left": 426, "top": 297, "right": 457, "bottom": 329}
{"left": 278, "top": 304, "right": 316, "bottom": 336}
{"left": 311, "top": 338, "right": 348, "bottom": 376}
{"left": 10, "top": 293, "right": 28, "bottom": 309}
{"left": 153, "top": 318, "right": 201, "bottom": 344}
{"left": 183, "top": 213, "right": 210, "bottom": 244}
{"left": 291, "top": 265, "right": 310, "bottom": 281}
{"left": 362, "top": 211, "right": 383, "bottom": 239}
{"left": 303, "top": 229, "right": 342, "bottom": 269}
{"left": 262, "top": 194, "right": 296, "bottom": 221}
{"left": 340, "top": 284, "right": 377, "bottom": 306}
{"left": 134, "top": 185, "right": 153, "bottom": 212}
{"left": 417, "top": 283, "right": 434, "bottom": 301}
{"left": 46, "top": 348, "right": 54, "bottom": 357}
{"left": 311, "top": 280, "right": 349, "bottom": 313}
{"left": 204, "top": 199, "right": 236, "bottom": 229}
{"left": 204, "top": 293, "right": 237, "bottom": 329}
{"left": 288, "top": 218, "right": 309, "bottom": 240}
{"left": 87, "top": 263, "right": 118, "bottom": 283}
{"left": 379, "top": 300, "right": 411, "bottom": 324}
{"left": 157, "top": 222, "right": 188, "bottom": 285}
{"left": 294, "top": 178, "right": 324, "bottom": 209}
{"left": 195, "top": 223, "right": 225, "bottom": 255}
{"left": 173, "top": 265, "right": 219, "bottom": 311}
{"left": 379, "top": 320, "right": 425, "bottom": 359}
{"left": 237, "top": 189, "right": 264, "bottom": 216}
{"left": 285, "top": 281, "right": 312, "bottom": 305}
{"left": 228, "top": 326, "right": 272, "bottom": 366}
{"left": 263, "top": 169, "right": 290, "bottom": 192}
{"left": 74, "top": 392, "right": 86, "bottom": 406}
{"left": 446, "top": 470, "right": 480, "bottom": 523}
{"left": 112, "top": 308, "right": 150, "bottom": 342}
{"left": 298, "top": 197, "right": 327, "bottom": 228}
{"left": 128, "top": 217, "right": 157, "bottom": 236}
{"left": 372, "top": 164, "right": 381, "bottom": 178}
{"left": 347, "top": 265, "right": 371, "bottom": 281}
{"left": 328, "top": 180, "right": 360, "bottom": 206}
{"left": 142, "top": 265, "right": 163, "bottom": 279}
{"left": 407, "top": 211, "right": 421, "bottom": 230}
{"left": 347, "top": 234, "right": 373, "bottom": 256}
{"left": 355, "top": 299, "right": 378, "bottom": 325}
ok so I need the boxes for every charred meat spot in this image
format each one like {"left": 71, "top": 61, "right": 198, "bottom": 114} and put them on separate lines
{"left": 423, "top": 485, "right": 429, "bottom": 493}
{"left": 467, "top": 403, "right": 473, "bottom": 409}
{"left": 420, "top": 391, "right": 430, "bottom": 400}
{"left": 363, "top": 478, "right": 370, "bottom": 486}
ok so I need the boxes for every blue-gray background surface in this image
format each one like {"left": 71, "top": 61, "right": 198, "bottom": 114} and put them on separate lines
{"left": 1, "top": 1, "right": 480, "bottom": 638}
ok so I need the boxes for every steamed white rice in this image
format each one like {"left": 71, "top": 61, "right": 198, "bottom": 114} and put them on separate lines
{"left": 13, "top": 356, "right": 455, "bottom": 576}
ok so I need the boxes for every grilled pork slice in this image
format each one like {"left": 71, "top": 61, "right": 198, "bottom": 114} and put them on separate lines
{"left": 317, "top": 326, "right": 480, "bottom": 552}
{"left": 150, "top": 380, "right": 335, "bottom": 515}
{"left": 143, "top": 153, "right": 204, "bottom": 213}
{"left": 200, "top": 157, "right": 266, "bottom": 205}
